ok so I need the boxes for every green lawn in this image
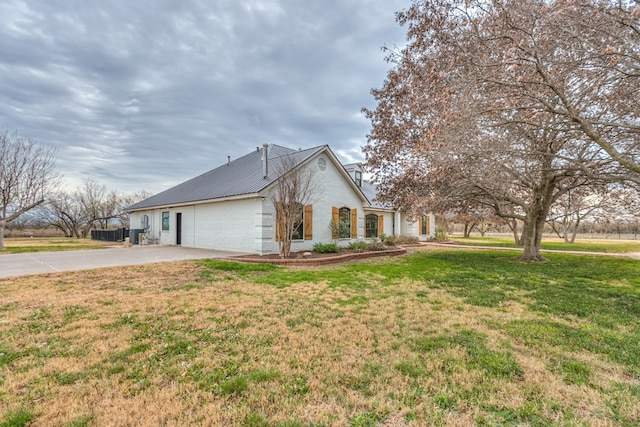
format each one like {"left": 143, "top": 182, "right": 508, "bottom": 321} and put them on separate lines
{"left": 0, "top": 237, "right": 114, "bottom": 254}
{"left": 1, "top": 247, "right": 639, "bottom": 426}
{"left": 449, "top": 235, "right": 640, "bottom": 253}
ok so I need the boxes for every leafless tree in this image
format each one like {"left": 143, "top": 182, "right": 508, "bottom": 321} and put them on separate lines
{"left": 363, "top": 0, "right": 638, "bottom": 261}
{"left": 451, "top": 206, "right": 505, "bottom": 238}
{"left": 596, "top": 185, "right": 640, "bottom": 238}
{"left": 76, "top": 178, "right": 124, "bottom": 233}
{"left": 44, "top": 191, "right": 87, "bottom": 238}
{"left": 546, "top": 186, "right": 611, "bottom": 243}
{"left": 0, "top": 129, "right": 59, "bottom": 249}
{"left": 271, "top": 154, "right": 317, "bottom": 258}
{"left": 43, "top": 180, "right": 149, "bottom": 237}
{"left": 116, "top": 190, "right": 153, "bottom": 228}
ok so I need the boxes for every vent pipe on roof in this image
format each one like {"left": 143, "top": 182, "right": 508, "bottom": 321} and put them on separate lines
{"left": 262, "top": 143, "right": 269, "bottom": 178}
{"left": 227, "top": 156, "right": 231, "bottom": 166}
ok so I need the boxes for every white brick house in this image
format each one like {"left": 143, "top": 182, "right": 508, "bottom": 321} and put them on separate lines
{"left": 127, "top": 144, "right": 435, "bottom": 255}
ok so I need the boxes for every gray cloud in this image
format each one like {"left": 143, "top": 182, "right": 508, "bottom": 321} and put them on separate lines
{"left": 0, "top": 0, "right": 407, "bottom": 193}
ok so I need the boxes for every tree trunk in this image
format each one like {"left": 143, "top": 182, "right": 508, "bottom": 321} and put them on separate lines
{"left": 568, "top": 218, "right": 580, "bottom": 243}
{"left": 519, "top": 207, "right": 548, "bottom": 262}
{"left": 0, "top": 222, "right": 5, "bottom": 249}
{"left": 463, "top": 222, "right": 474, "bottom": 238}
{"left": 279, "top": 226, "right": 292, "bottom": 258}
{"left": 507, "top": 219, "right": 523, "bottom": 246}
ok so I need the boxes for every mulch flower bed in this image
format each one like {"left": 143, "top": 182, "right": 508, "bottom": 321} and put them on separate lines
{"left": 226, "top": 246, "right": 408, "bottom": 266}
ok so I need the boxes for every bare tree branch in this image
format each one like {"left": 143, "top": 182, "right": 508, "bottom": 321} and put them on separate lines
{"left": 0, "top": 129, "right": 59, "bottom": 248}
{"left": 270, "top": 153, "right": 318, "bottom": 258}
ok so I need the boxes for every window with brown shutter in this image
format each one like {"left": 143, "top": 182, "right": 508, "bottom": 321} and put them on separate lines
{"left": 304, "top": 205, "right": 313, "bottom": 240}
{"left": 366, "top": 214, "right": 378, "bottom": 238}
{"left": 274, "top": 202, "right": 284, "bottom": 241}
{"left": 420, "top": 215, "right": 428, "bottom": 235}
{"left": 351, "top": 208, "right": 357, "bottom": 238}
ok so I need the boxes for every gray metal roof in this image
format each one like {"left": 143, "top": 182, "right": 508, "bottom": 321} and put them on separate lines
{"left": 342, "top": 162, "right": 362, "bottom": 171}
{"left": 127, "top": 144, "right": 327, "bottom": 211}
{"left": 361, "top": 181, "right": 393, "bottom": 210}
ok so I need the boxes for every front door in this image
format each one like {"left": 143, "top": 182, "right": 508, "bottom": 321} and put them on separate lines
{"left": 176, "top": 212, "right": 182, "bottom": 245}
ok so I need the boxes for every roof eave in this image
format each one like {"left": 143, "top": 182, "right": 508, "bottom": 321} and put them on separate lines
{"left": 322, "top": 148, "right": 370, "bottom": 205}
{"left": 126, "top": 192, "right": 263, "bottom": 212}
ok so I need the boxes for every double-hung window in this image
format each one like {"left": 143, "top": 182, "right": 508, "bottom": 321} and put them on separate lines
{"left": 365, "top": 214, "right": 378, "bottom": 238}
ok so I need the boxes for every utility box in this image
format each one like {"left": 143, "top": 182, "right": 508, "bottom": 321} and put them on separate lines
{"left": 129, "top": 229, "right": 144, "bottom": 245}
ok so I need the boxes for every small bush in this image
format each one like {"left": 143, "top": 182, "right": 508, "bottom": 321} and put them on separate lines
{"left": 348, "top": 240, "right": 368, "bottom": 252}
{"left": 328, "top": 220, "right": 351, "bottom": 240}
{"left": 433, "top": 227, "right": 448, "bottom": 241}
{"left": 396, "top": 234, "right": 420, "bottom": 245}
{"left": 366, "top": 241, "right": 388, "bottom": 251}
{"left": 313, "top": 242, "right": 341, "bottom": 253}
{"left": 380, "top": 234, "right": 397, "bottom": 246}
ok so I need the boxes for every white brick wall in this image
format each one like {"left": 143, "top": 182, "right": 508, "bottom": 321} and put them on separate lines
{"left": 128, "top": 152, "right": 436, "bottom": 254}
{"left": 192, "top": 198, "right": 263, "bottom": 253}
{"left": 260, "top": 153, "right": 368, "bottom": 254}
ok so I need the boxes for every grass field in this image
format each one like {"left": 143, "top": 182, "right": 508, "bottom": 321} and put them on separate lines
{"left": 0, "top": 237, "right": 114, "bottom": 254}
{"left": 448, "top": 235, "right": 640, "bottom": 254}
{"left": 1, "top": 247, "right": 639, "bottom": 426}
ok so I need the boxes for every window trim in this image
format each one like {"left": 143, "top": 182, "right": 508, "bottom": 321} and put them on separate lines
{"left": 276, "top": 203, "right": 312, "bottom": 241}
{"left": 338, "top": 207, "right": 351, "bottom": 239}
{"left": 161, "top": 211, "right": 170, "bottom": 231}
{"left": 365, "top": 214, "right": 379, "bottom": 238}
{"left": 291, "top": 203, "right": 304, "bottom": 241}
{"left": 354, "top": 170, "right": 362, "bottom": 188}
{"left": 420, "top": 214, "right": 429, "bottom": 235}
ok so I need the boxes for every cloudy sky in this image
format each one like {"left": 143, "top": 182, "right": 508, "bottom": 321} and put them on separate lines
{"left": 1, "top": 0, "right": 408, "bottom": 194}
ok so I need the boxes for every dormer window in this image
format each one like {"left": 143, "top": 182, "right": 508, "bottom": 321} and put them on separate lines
{"left": 354, "top": 170, "right": 362, "bottom": 188}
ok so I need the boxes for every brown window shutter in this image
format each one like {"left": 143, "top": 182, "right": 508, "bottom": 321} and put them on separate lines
{"left": 351, "top": 208, "right": 357, "bottom": 238}
{"left": 304, "top": 205, "right": 313, "bottom": 240}
{"left": 378, "top": 215, "right": 384, "bottom": 235}
{"left": 331, "top": 206, "right": 339, "bottom": 239}
{"left": 426, "top": 214, "right": 430, "bottom": 235}
{"left": 275, "top": 202, "right": 283, "bottom": 241}
{"left": 418, "top": 216, "right": 423, "bottom": 235}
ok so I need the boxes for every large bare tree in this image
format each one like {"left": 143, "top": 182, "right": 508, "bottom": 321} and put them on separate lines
{"left": 271, "top": 154, "right": 317, "bottom": 258}
{"left": 44, "top": 191, "right": 87, "bottom": 238}
{"left": 546, "top": 185, "right": 612, "bottom": 243}
{"left": 116, "top": 189, "right": 153, "bottom": 228}
{"left": 43, "top": 179, "right": 148, "bottom": 238}
{"left": 364, "top": 0, "right": 639, "bottom": 260}
{"left": 76, "top": 178, "right": 121, "bottom": 232}
{"left": 0, "top": 129, "right": 59, "bottom": 249}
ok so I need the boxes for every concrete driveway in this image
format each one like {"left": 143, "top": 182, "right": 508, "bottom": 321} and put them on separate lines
{"left": 0, "top": 246, "right": 248, "bottom": 279}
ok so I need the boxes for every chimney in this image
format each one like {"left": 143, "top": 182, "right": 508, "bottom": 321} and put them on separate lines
{"left": 262, "top": 143, "right": 269, "bottom": 178}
